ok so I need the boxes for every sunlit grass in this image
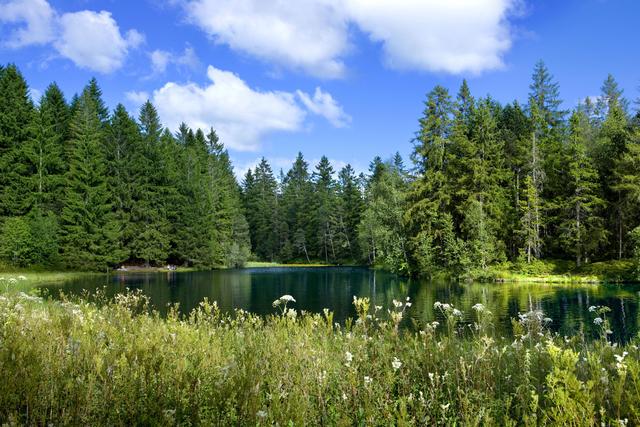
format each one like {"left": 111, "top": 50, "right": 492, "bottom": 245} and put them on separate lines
{"left": 0, "top": 290, "right": 638, "bottom": 425}
{"left": 244, "top": 261, "right": 334, "bottom": 268}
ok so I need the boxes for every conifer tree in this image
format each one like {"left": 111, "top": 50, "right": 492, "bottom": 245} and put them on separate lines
{"left": 60, "top": 88, "right": 123, "bottom": 270}
{"left": 560, "top": 110, "right": 607, "bottom": 266}
{"left": 0, "top": 64, "right": 34, "bottom": 216}
{"left": 281, "top": 152, "right": 313, "bottom": 261}
{"left": 23, "top": 84, "right": 69, "bottom": 213}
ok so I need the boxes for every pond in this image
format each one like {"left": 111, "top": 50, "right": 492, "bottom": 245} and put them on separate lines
{"left": 38, "top": 267, "right": 640, "bottom": 342}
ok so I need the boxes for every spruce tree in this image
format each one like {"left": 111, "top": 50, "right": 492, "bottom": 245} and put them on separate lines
{"left": 0, "top": 64, "right": 34, "bottom": 216}
{"left": 131, "top": 101, "right": 171, "bottom": 265}
{"left": 560, "top": 110, "right": 607, "bottom": 266}
{"left": 60, "top": 88, "right": 123, "bottom": 270}
{"left": 281, "top": 152, "right": 313, "bottom": 261}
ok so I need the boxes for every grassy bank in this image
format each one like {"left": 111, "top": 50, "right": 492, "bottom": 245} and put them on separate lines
{"left": 244, "top": 261, "right": 336, "bottom": 268}
{"left": 0, "top": 271, "right": 99, "bottom": 292}
{"left": 1, "top": 290, "right": 638, "bottom": 425}
{"left": 473, "top": 259, "right": 638, "bottom": 284}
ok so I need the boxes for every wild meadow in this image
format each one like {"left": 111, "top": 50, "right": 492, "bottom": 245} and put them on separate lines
{"left": 1, "top": 276, "right": 639, "bottom": 426}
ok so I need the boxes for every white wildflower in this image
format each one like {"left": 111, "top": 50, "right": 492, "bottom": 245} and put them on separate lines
{"left": 256, "top": 410, "right": 267, "bottom": 418}
{"left": 364, "top": 376, "right": 372, "bottom": 385}
{"left": 472, "top": 303, "right": 485, "bottom": 312}
{"left": 392, "top": 357, "right": 402, "bottom": 371}
{"left": 594, "top": 317, "right": 604, "bottom": 326}
{"left": 392, "top": 299, "right": 403, "bottom": 309}
{"left": 452, "top": 309, "right": 463, "bottom": 317}
{"left": 17, "top": 275, "right": 27, "bottom": 281}
{"left": 589, "top": 305, "right": 597, "bottom": 312}
{"left": 345, "top": 351, "right": 353, "bottom": 363}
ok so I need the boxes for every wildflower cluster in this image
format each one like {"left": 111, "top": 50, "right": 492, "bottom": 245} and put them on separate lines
{"left": 1, "top": 291, "right": 639, "bottom": 425}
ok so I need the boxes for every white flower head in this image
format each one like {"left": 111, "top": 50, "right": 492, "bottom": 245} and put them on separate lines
{"left": 594, "top": 317, "right": 604, "bottom": 326}
{"left": 364, "top": 376, "right": 372, "bottom": 385}
{"left": 345, "top": 351, "right": 353, "bottom": 363}
{"left": 392, "top": 357, "right": 402, "bottom": 371}
{"left": 472, "top": 303, "right": 485, "bottom": 312}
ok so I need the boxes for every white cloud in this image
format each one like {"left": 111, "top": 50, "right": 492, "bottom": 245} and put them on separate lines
{"left": 55, "top": 11, "right": 143, "bottom": 74}
{"left": 297, "top": 87, "right": 351, "bottom": 128}
{"left": 125, "top": 90, "right": 150, "bottom": 109}
{"left": 0, "top": 0, "right": 56, "bottom": 48}
{"left": 182, "top": 0, "right": 349, "bottom": 78}
{"left": 152, "top": 65, "right": 307, "bottom": 151}
{"left": 178, "top": 0, "right": 520, "bottom": 76}
{"left": 148, "top": 46, "right": 199, "bottom": 76}
{"left": 345, "top": 0, "right": 517, "bottom": 74}
{"left": 0, "top": 0, "right": 143, "bottom": 73}
{"left": 150, "top": 50, "right": 172, "bottom": 74}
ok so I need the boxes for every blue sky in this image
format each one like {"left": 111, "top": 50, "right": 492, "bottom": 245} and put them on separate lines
{"left": 1, "top": 0, "right": 639, "bottom": 177}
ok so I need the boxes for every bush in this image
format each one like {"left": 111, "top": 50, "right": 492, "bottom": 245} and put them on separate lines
{"left": 1, "top": 290, "right": 639, "bottom": 425}
{"left": 0, "top": 212, "right": 59, "bottom": 267}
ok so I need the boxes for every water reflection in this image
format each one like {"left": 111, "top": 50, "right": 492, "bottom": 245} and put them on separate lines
{"left": 39, "top": 267, "right": 640, "bottom": 342}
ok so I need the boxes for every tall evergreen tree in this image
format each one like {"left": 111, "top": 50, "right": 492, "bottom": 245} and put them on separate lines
{"left": 281, "top": 152, "right": 313, "bottom": 261}
{"left": 60, "top": 88, "right": 123, "bottom": 270}
{"left": 130, "top": 101, "right": 171, "bottom": 265}
{"left": 560, "top": 110, "right": 607, "bottom": 266}
{"left": 23, "top": 83, "right": 69, "bottom": 213}
{"left": 0, "top": 64, "right": 34, "bottom": 216}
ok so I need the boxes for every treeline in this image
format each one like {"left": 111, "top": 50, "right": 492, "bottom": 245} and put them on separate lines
{"left": 0, "top": 64, "right": 250, "bottom": 270}
{"left": 1, "top": 62, "right": 640, "bottom": 275}
{"left": 241, "top": 61, "right": 640, "bottom": 276}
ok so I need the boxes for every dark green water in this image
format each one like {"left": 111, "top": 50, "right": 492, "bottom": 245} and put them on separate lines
{"left": 38, "top": 267, "right": 640, "bottom": 342}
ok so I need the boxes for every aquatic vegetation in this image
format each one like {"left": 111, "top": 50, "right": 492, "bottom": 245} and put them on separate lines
{"left": 1, "top": 291, "right": 639, "bottom": 425}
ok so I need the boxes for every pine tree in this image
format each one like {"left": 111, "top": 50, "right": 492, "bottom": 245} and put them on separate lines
{"left": 104, "top": 104, "right": 138, "bottom": 259}
{"left": 597, "top": 74, "right": 629, "bottom": 119}
{"left": 0, "top": 64, "right": 34, "bottom": 216}
{"left": 243, "top": 159, "right": 280, "bottom": 261}
{"left": 498, "top": 101, "right": 532, "bottom": 258}
{"left": 130, "top": 101, "right": 171, "bottom": 265}
{"left": 599, "top": 101, "right": 632, "bottom": 258}
{"left": 406, "top": 86, "right": 458, "bottom": 270}
{"left": 60, "top": 88, "right": 123, "bottom": 270}
{"left": 281, "top": 152, "right": 313, "bottom": 261}
{"left": 311, "top": 156, "right": 339, "bottom": 262}
{"left": 560, "top": 110, "right": 607, "bottom": 266}
{"left": 205, "top": 129, "right": 251, "bottom": 267}
{"left": 22, "top": 84, "right": 69, "bottom": 214}
{"left": 460, "top": 98, "right": 508, "bottom": 269}
{"left": 336, "top": 164, "right": 363, "bottom": 261}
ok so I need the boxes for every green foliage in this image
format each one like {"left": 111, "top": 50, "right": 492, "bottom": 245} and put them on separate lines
{"left": 2, "top": 291, "right": 640, "bottom": 425}
{"left": 0, "top": 212, "right": 58, "bottom": 267}
{"left": 59, "top": 87, "right": 124, "bottom": 271}
{"left": 1, "top": 62, "right": 639, "bottom": 276}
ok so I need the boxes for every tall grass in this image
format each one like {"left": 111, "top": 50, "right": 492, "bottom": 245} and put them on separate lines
{"left": 1, "top": 284, "right": 639, "bottom": 425}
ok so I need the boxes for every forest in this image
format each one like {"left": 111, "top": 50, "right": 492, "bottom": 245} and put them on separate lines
{"left": 1, "top": 61, "right": 639, "bottom": 276}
